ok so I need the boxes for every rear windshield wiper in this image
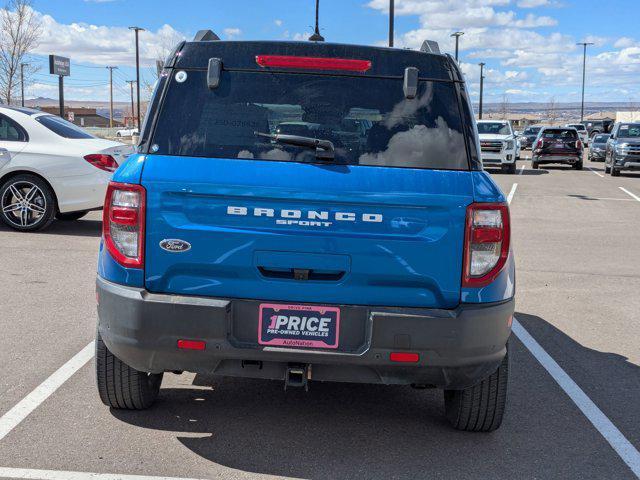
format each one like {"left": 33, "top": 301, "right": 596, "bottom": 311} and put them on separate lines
{"left": 255, "top": 131, "right": 335, "bottom": 160}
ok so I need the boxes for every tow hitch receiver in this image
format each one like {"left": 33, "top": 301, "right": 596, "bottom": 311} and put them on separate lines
{"left": 285, "top": 363, "right": 310, "bottom": 391}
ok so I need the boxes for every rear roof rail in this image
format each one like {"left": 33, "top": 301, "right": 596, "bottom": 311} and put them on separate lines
{"left": 193, "top": 30, "right": 220, "bottom": 42}
{"left": 420, "top": 40, "right": 441, "bottom": 54}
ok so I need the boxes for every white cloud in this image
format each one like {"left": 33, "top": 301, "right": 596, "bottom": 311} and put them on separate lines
{"left": 614, "top": 37, "right": 636, "bottom": 49}
{"left": 223, "top": 28, "right": 241, "bottom": 39}
{"left": 517, "top": 0, "right": 550, "bottom": 7}
{"left": 292, "top": 32, "right": 310, "bottom": 41}
{"left": 274, "top": 19, "right": 283, "bottom": 27}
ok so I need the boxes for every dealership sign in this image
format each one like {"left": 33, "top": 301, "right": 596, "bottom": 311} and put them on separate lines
{"left": 49, "top": 55, "right": 70, "bottom": 77}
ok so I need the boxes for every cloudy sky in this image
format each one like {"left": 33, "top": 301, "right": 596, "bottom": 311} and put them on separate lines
{"left": 16, "top": 0, "right": 640, "bottom": 104}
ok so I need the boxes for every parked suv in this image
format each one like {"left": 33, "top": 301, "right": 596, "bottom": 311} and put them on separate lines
{"left": 95, "top": 35, "right": 515, "bottom": 432}
{"left": 532, "top": 127, "right": 584, "bottom": 169}
{"left": 477, "top": 119, "right": 520, "bottom": 174}
{"left": 588, "top": 134, "right": 610, "bottom": 162}
{"left": 605, "top": 123, "right": 640, "bottom": 176}
{"left": 583, "top": 119, "right": 613, "bottom": 139}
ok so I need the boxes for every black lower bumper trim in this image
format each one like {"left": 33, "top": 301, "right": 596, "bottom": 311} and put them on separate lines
{"left": 96, "top": 277, "right": 514, "bottom": 389}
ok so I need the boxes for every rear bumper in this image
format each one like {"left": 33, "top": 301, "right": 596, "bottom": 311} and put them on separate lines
{"left": 533, "top": 154, "right": 581, "bottom": 164}
{"left": 96, "top": 277, "right": 514, "bottom": 389}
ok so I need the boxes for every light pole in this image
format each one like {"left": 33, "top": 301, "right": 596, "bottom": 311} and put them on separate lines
{"left": 126, "top": 80, "right": 136, "bottom": 128}
{"left": 106, "top": 66, "right": 118, "bottom": 129}
{"left": 478, "top": 62, "right": 486, "bottom": 120}
{"left": 451, "top": 32, "right": 464, "bottom": 62}
{"left": 129, "top": 26, "right": 145, "bottom": 130}
{"left": 20, "top": 63, "right": 27, "bottom": 107}
{"left": 577, "top": 42, "right": 594, "bottom": 122}
{"left": 309, "top": 0, "right": 324, "bottom": 42}
{"left": 389, "top": 0, "right": 394, "bottom": 47}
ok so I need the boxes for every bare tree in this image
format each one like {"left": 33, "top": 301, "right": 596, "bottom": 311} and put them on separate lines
{"left": 545, "top": 96, "right": 558, "bottom": 125}
{"left": 142, "top": 28, "right": 184, "bottom": 94}
{"left": 0, "top": 0, "right": 42, "bottom": 104}
{"left": 498, "top": 94, "right": 510, "bottom": 119}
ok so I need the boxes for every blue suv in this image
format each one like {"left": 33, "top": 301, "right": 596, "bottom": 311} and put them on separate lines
{"left": 95, "top": 33, "right": 515, "bottom": 432}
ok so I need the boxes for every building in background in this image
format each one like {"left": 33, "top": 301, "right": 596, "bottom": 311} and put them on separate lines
{"left": 37, "top": 106, "right": 124, "bottom": 128}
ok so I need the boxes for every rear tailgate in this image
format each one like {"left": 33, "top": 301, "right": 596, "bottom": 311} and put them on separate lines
{"left": 142, "top": 156, "right": 473, "bottom": 309}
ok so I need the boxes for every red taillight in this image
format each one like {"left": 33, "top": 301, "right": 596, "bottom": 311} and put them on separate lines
{"left": 390, "top": 352, "right": 419, "bottom": 363}
{"left": 576, "top": 140, "right": 582, "bottom": 149}
{"left": 462, "top": 203, "right": 510, "bottom": 288}
{"left": 102, "top": 182, "right": 145, "bottom": 268}
{"left": 255, "top": 55, "right": 372, "bottom": 72}
{"left": 535, "top": 139, "right": 543, "bottom": 150}
{"left": 177, "top": 339, "right": 206, "bottom": 351}
{"left": 84, "top": 154, "right": 118, "bottom": 172}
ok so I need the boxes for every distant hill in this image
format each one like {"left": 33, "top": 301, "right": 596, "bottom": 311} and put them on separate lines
{"left": 24, "top": 97, "right": 130, "bottom": 109}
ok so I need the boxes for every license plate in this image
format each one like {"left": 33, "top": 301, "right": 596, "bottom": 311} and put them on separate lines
{"left": 258, "top": 303, "right": 340, "bottom": 349}
{"left": 554, "top": 143, "right": 564, "bottom": 148}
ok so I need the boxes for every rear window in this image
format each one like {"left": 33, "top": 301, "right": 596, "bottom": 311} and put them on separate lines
{"left": 593, "top": 134, "right": 609, "bottom": 143}
{"left": 477, "top": 122, "right": 510, "bottom": 135}
{"left": 567, "top": 124, "right": 586, "bottom": 131}
{"left": 541, "top": 129, "right": 577, "bottom": 140}
{"left": 151, "top": 70, "right": 469, "bottom": 170}
{"left": 36, "top": 115, "right": 95, "bottom": 139}
{"left": 524, "top": 126, "right": 541, "bottom": 134}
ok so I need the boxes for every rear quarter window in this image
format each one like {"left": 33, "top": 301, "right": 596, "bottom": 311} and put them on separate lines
{"left": 36, "top": 115, "right": 95, "bottom": 139}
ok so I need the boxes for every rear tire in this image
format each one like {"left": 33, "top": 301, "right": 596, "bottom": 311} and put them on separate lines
{"left": 611, "top": 168, "right": 621, "bottom": 177}
{"left": 0, "top": 174, "right": 56, "bottom": 232}
{"left": 56, "top": 210, "right": 89, "bottom": 221}
{"left": 444, "top": 347, "right": 509, "bottom": 432}
{"left": 506, "top": 163, "right": 517, "bottom": 174}
{"left": 573, "top": 161, "right": 583, "bottom": 170}
{"left": 605, "top": 163, "right": 611, "bottom": 174}
{"left": 95, "top": 332, "right": 163, "bottom": 409}
{"left": 532, "top": 161, "right": 539, "bottom": 169}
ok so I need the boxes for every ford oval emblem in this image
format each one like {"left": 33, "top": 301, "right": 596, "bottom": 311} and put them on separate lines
{"left": 159, "top": 239, "right": 191, "bottom": 253}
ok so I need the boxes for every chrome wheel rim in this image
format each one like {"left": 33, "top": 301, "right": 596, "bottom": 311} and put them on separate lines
{"left": 1, "top": 181, "right": 47, "bottom": 227}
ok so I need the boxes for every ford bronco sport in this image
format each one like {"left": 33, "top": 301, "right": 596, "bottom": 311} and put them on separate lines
{"left": 95, "top": 32, "right": 515, "bottom": 432}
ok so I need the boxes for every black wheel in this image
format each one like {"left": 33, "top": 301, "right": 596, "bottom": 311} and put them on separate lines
{"left": 95, "top": 332, "right": 163, "bottom": 409}
{"left": 116, "top": 132, "right": 122, "bottom": 137}
{"left": 444, "top": 347, "right": 509, "bottom": 432}
{"left": 56, "top": 210, "right": 89, "bottom": 221}
{"left": 532, "top": 161, "right": 539, "bottom": 170}
{"left": 573, "top": 161, "right": 583, "bottom": 170}
{"left": 504, "top": 163, "right": 517, "bottom": 174}
{"left": 0, "top": 174, "right": 56, "bottom": 232}
{"left": 611, "top": 168, "right": 620, "bottom": 177}
{"left": 605, "top": 163, "right": 611, "bottom": 174}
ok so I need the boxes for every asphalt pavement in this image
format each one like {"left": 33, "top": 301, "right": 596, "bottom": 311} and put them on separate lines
{"left": 0, "top": 152, "right": 639, "bottom": 479}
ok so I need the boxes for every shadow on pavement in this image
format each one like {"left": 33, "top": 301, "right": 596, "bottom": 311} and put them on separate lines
{"left": 520, "top": 169, "right": 549, "bottom": 176}
{"left": 111, "top": 312, "right": 637, "bottom": 479}
{"left": 0, "top": 219, "right": 102, "bottom": 237}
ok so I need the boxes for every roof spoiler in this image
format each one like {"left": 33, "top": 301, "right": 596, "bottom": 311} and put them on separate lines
{"left": 420, "top": 40, "right": 441, "bottom": 54}
{"left": 193, "top": 30, "right": 220, "bottom": 42}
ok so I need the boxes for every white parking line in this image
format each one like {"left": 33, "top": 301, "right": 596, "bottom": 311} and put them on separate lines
{"left": 512, "top": 321, "right": 640, "bottom": 478}
{"left": 0, "top": 467, "right": 206, "bottom": 480}
{"left": 507, "top": 183, "right": 640, "bottom": 479}
{"left": 0, "top": 342, "right": 94, "bottom": 442}
{"left": 588, "top": 167, "right": 604, "bottom": 178}
{"left": 506, "top": 183, "right": 518, "bottom": 204}
{"left": 619, "top": 187, "right": 640, "bottom": 202}
{"left": 519, "top": 164, "right": 525, "bottom": 175}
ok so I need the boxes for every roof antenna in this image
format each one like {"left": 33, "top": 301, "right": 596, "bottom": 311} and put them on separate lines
{"left": 309, "top": 0, "right": 325, "bottom": 42}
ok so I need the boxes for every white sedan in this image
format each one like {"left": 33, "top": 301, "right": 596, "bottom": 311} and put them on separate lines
{"left": 0, "top": 106, "right": 133, "bottom": 231}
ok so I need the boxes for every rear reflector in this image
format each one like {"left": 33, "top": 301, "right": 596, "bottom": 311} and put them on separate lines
{"left": 177, "top": 339, "right": 206, "bottom": 351}
{"left": 256, "top": 55, "right": 372, "bottom": 72}
{"left": 390, "top": 352, "right": 419, "bottom": 363}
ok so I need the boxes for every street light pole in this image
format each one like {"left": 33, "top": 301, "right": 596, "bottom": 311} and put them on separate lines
{"left": 389, "top": 0, "right": 394, "bottom": 47}
{"left": 577, "top": 42, "right": 594, "bottom": 123}
{"left": 106, "top": 66, "right": 118, "bottom": 129}
{"left": 126, "top": 80, "right": 136, "bottom": 128}
{"left": 479, "top": 62, "right": 486, "bottom": 120}
{"left": 308, "top": 0, "right": 324, "bottom": 42}
{"left": 129, "top": 26, "right": 145, "bottom": 130}
{"left": 20, "top": 63, "right": 27, "bottom": 107}
{"left": 451, "top": 32, "right": 464, "bottom": 62}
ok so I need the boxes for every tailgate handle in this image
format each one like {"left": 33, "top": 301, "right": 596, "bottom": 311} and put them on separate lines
{"left": 258, "top": 266, "right": 345, "bottom": 282}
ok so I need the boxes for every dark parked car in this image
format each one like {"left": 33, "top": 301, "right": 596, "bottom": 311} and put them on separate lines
{"left": 532, "top": 127, "right": 584, "bottom": 170}
{"left": 588, "top": 134, "right": 610, "bottom": 162}
{"left": 519, "top": 125, "right": 542, "bottom": 150}
{"left": 605, "top": 123, "right": 640, "bottom": 176}
{"left": 583, "top": 119, "right": 613, "bottom": 139}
